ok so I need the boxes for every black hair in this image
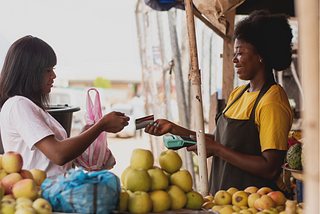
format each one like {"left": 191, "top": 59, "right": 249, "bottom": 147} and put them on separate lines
{"left": 233, "top": 10, "right": 293, "bottom": 71}
{"left": 0, "top": 35, "right": 57, "bottom": 110}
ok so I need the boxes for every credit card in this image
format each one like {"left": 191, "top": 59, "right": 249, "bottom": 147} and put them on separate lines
{"left": 135, "top": 115, "right": 154, "bottom": 130}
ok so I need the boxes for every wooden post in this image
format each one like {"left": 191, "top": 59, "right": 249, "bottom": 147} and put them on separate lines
{"left": 296, "top": 0, "right": 320, "bottom": 213}
{"left": 184, "top": 0, "right": 208, "bottom": 196}
{"left": 222, "top": 9, "right": 236, "bottom": 102}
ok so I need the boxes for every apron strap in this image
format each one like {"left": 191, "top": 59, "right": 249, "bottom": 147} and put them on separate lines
{"left": 249, "top": 75, "right": 277, "bottom": 121}
{"left": 222, "top": 84, "right": 250, "bottom": 114}
{"left": 215, "top": 84, "right": 250, "bottom": 124}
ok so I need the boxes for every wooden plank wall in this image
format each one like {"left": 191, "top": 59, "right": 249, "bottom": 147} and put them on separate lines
{"left": 296, "top": 0, "right": 320, "bottom": 212}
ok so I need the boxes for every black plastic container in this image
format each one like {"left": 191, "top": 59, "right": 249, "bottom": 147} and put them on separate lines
{"left": 47, "top": 104, "right": 80, "bottom": 137}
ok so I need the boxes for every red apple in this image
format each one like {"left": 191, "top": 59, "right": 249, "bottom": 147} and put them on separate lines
{"left": 1, "top": 172, "right": 23, "bottom": 194}
{"left": 20, "top": 169, "right": 34, "bottom": 180}
{"left": 12, "top": 179, "right": 38, "bottom": 200}
{"left": 254, "top": 195, "right": 275, "bottom": 211}
{"left": 2, "top": 151, "right": 23, "bottom": 173}
{"left": 267, "top": 191, "right": 287, "bottom": 207}
{"left": 256, "top": 187, "right": 273, "bottom": 195}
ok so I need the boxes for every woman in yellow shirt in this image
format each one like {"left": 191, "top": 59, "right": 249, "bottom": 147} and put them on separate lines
{"left": 144, "top": 10, "right": 293, "bottom": 195}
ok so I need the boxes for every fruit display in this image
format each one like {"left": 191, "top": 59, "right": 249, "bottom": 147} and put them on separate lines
{"left": 286, "top": 130, "right": 304, "bottom": 171}
{"left": 0, "top": 151, "right": 52, "bottom": 214}
{"left": 118, "top": 148, "right": 204, "bottom": 213}
{"left": 201, "top": 186, "right": 304, "bottom": 214}
{"left": 286, "top": 143, "right": 303, "bottom": 170}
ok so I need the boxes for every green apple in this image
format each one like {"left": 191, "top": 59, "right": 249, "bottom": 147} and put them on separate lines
{"left": 147, "top": 168, "right": 169, "bottom": 191}
{"left": 232, "top": 205, "right": 241, "bottom": 212}
{"left": 227, "top": 187, "right": 239, "bottom": 197}
{"left": 184, "top": 191, "right": 203, "bottom": 210}
{"left": 214, "top": 190, "right": 232, "bottom": 205}
{"left": 128, "top": 191, "right": 152, "bottom": 214}
{"left": 219, "top": 206, "right": 235, "bottom": 214}
{"left": 32, "top": 198, "right": 52, "bottom": 214}
{"left": 166, "top": 185, "right": 187, "bottom": 210}
{"left": 205, "top": 195, "right": 214, "bottom": 202}
{"left": 2, "top": 151, "right": 23, "bottom": 173}
{"left": 262, "top": 208, "right": 279, "bottom": 214}
{"left": 248, "top": 207, "right": 259, "bottom": 214}
{"left": 0, "top": 154, "right": 3, "bottom": 169}
{"left": 12, "top": 179, "right": 38, "bottom": 201}
{"left": 1, "top": 172, "right": 23, "bottom": 195}
{"left": 149, "top": 190, "right": 171, "bottom": 212}
{"left": 118, "top": 189, "right": 129, "bottom": 212}
{"left": 15, "top": 207, "right": 36, "bottom": 214}
{"left": 159, "top": 150, "right": 182, "bottom": 173}
{"left": 212, "top": 205, "right": 224, "bottom": 211}
{"left": 169, "top": 169, "right": 193, "bottom": 192}
{"left": 248, "top": 193, "right": 261, "bottom": 208}
{"left": 120, "top": 166, "right": 132, "bottom": 185}
{"left": 1, "top": 197, "right": 16, "bottom": 207}
{"left": 0, "top": 183, "right": 4, "bottom": 200}
{"left": 124, "top": 168, "right": 151, "bottom": 192}
{"left": 29, "top": 169, "right": 47, "bottom": 187}
{"left": 130, "top": 149, "right": 154, "bottom": 170}
{"left": 16, "top": 201, "right": 33, "bottom": 210}
{"left": 0, "top": 169, "right": 8, "bottom": 180}
{"left": 232, "top": 191, "right": 249, "bottom": 207}
{"left": 1, "top": 204, "right": 15, "bottom": 214}
{"left": 239, "top": 209, "right": 254, "bottom": 214}
{"left": 202, "top": 201, "right": 215, "bottom": 210}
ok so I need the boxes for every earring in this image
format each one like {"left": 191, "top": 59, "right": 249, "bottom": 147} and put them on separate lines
{"left": 259, "top": 59, "right": 263, "bottom": 63}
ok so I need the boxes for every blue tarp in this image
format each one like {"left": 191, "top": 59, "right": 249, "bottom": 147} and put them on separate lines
{"left": 144, "top": 0, "right": 185, "bottom": 11}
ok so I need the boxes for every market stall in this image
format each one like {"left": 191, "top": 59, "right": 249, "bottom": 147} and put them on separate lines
{"left": 0, "top": 0, "right": 318, "bottom": 213}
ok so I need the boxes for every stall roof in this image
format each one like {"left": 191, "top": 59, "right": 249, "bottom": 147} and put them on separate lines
{"left": 236, "top": 0, "right": 295, "bottom": 16}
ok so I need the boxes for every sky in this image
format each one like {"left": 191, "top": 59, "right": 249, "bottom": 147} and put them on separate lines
{"left": 0, "top": 0, "right": 142, "bottom": 83}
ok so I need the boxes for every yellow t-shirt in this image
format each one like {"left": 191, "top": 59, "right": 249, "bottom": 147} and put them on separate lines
{"left": 224, "top": 84, "right": 293, "bottom": 152}
{"left": 223, "top": 84, "right": 293, "bottom": 192}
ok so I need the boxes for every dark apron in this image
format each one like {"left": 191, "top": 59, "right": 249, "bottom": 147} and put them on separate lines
{"left": 209, "top": 77, "right": 280, "bottom": 195}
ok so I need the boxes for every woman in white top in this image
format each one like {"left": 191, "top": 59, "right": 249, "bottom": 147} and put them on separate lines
{"left": 0, "top": 35, "right": 130, "bottom": 178}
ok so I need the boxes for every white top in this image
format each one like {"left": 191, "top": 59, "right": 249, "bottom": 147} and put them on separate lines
{"left": 0, "top": 96, "right": 72, "bottom": 178}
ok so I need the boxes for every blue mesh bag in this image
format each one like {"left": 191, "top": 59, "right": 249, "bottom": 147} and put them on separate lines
{"left": 41, "top": 167, "right": 120, "bottom": 214}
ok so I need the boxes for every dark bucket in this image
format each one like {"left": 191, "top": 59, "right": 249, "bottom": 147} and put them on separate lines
{"left": 47, "top": 104, "right": 80, "bottom": 137}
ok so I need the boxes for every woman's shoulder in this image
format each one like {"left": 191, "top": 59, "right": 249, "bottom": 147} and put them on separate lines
{"left": 259, "top": 84, "right": 292, "bottom": 112}
{"left": 2, "top": 96, "right": 40, "bottom": 113}
{"left": 264, "top": 84, "right": 290, "bottom": 102}
{"left": 4, "top": 96, "right": 35, "bottom": 106}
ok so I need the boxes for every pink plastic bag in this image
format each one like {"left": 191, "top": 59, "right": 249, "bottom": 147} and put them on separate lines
{"left": 73, "top": 88, "right": 116, "bottom": 171}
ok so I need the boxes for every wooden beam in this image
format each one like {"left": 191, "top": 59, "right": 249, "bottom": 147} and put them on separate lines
{"left": 221, "top": 9, "right": 236, "bottom": 102}
{"left": 193, "top": 7, "right": 231, "bottom": 42}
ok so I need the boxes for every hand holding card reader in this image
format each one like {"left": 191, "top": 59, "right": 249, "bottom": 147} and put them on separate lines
{"left": 163, "top": 135, "right": 197, "bottom": 150}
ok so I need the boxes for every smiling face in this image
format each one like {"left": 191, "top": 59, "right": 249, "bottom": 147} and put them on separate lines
{"left": 42, "top": 67, "right": 56, "bottom": 94}
{"left": 233, "top": 39, "right": 264, "bottom": 82}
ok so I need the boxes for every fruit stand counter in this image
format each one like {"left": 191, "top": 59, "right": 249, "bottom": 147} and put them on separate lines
{"left": 111, "top": 209, "right": 219, "bottom": 214}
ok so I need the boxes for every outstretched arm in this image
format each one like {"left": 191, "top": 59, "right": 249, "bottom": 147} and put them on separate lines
{"left": 35, "top": 111, "right": 130, "bottom": 165}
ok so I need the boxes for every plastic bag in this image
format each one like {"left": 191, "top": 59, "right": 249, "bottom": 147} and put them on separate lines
{"left": 73, "top": 88, "right": 116, "bottom": 171}
{"left": 41, "top": 167, "right": 120, "bottom": 214}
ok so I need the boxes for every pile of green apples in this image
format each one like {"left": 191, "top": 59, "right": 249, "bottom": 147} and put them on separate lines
{"left": 0, "top": 151, "right": 52, "bottom": 214}
{"left": 117, "top": 148, "right": 204, "bottom": 213}
{"left": 202, "top": 185, "right": 303, "bottom": 214}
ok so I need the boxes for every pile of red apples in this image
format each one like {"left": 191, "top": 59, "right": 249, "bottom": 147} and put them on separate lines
{"left": 0, "top": 151, "right": 52, "bottom": 214}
